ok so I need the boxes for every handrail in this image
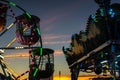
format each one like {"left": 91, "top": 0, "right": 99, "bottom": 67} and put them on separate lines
{"left": 69, "top": 40, "right": 111, "bottom": 68}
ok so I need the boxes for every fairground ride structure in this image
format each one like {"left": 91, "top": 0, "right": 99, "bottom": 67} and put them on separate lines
{"left": 63, "top": 0, "right": 120, "bottom": 80}
{"left": 0, "top": 0, "right": 54, "bottom": 80}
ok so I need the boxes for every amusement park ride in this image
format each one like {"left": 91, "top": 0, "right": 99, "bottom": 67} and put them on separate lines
{"left": 0, "top": 0, "right": 54, "bottom": 80}
{"left": 63, "top": 0, "right": 120, "bottom": 80}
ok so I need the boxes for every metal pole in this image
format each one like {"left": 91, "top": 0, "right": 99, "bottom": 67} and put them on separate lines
{"left": 59, "top": 71, "right": 61, "bottom": 80}
{"left": 111, "top": 44, "right": 116, "bottom": 80}
{"left": 71, "top": 66, "right": 78, "bottom": 80}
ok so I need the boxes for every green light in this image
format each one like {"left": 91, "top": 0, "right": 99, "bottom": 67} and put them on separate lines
{"left": 77, "top": 65, "right": 79, "bottom": 69}
{"left": 33, "top": 68, "right": 39, "bottom": 77}
{"left": 100, "top": 52, "right": 105, "bottom": 58}
{"left": 37, "top": 28, "right": 41, "bottom": 35}
{"left": 9, "top": 2, "right": 16, "bottom": 7}
{"left": 112, "top": 76, "right": 116, "bottom": 80}
{"left": 100, "top": 8, "right": 105, "bottom": 16}
{"left": 40, "top": 48, "right": 42, "bottom": 56}
{"left": 26, "top": 12, "right": 31, "bottom": 19}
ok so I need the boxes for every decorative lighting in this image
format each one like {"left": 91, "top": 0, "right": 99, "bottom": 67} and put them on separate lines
{"left": 9, "top": 2, "right": 16, "bottom": 7}
{"left": 100, "top": 8, "right": 105, "bottom": 16}
{"left": 100, "top": 60, "right": 108, "bottom": 64}
{"left": 15, "top": 46, "right": 24, "bottom": 49}
{"left": 109, "top": 8, "right": 115, "bottom": 18}
{"left": 26, "top": 12, "right": 31, "bottom": 19}
{"left": 16, "top": 14, "right": 40, "bottom": 45}
{"left": 30, "top": 48, "right": 54, "bottom": 79}
{"left": 37, "top": 28, "right": 41, "bottom": 35}
{"left": 40, "top": 47, "right": 43, "bottom": 56}
{"left": 91, "top": 15, "right": 98, "bottom": 22}
{"left": 33, "top": 68, "right": 38, "bottom": 77}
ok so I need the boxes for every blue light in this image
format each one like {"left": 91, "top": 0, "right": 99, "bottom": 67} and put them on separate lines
{"left": 79, "top": 63, "right": 82, "bottom": 68}
{"left": 108, "top": 8, "right": 115, "bottom": 18}
{"left": 109, "top": 8, "right": 113, "bottom": 14}
{"left": 111, "top": 13, "right": 115, "bottom": 18}
{"left": 91, "top": 15, "right": 98, "bottom": 22}
{"left": 91, "top": 14, "right": 95, "bottom": 19}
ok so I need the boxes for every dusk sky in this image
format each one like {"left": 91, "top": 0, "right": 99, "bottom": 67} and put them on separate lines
{"left": 0, "top": 0, "right": 120, "bottom": 79}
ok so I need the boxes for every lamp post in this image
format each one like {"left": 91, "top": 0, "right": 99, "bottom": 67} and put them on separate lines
{"left": 59, "top": 71, "right": 61, "bottom": 80}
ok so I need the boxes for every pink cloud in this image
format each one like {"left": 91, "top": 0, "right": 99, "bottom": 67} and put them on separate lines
{"left": 41, "top": 13, "right": 68, "bottom": 32}
{"left": 54, "top": 50, "right": 63, "bottom": 55}
{"left": 41, "top": 25, "right": 54, "bottom": 32}
{"left": 42, "top": 14, "right": 67, "bottom": 24}
{"left": 42, "top": 34, "right": 71, "bottom": 45}
{"left": 40, "top": 1, "right": 81, "bottom": 32}
{"left": 43, "top": 40, "right": 70, "bottom": 45}
{"left": 43, "top": 34, "right": 70, "bottom": 40}
{"left": 4, "top": 50, "right": 64, "bottom": 58}
{"left": 41, "top": 16, "right": 61, "bottom": 25}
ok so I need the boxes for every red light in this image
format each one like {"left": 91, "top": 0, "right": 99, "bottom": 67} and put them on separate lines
{"left": 16, "top": 15, "right": 40, "bottom": 45}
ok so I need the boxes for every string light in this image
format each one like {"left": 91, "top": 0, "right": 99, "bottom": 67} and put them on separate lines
{"left": 16, "top": 15, "right": 40, "bottom": 45}
{"left": 91, "top": 14, "right": 98, "bottom": 22}
{"left": 0, "top": 1, "right": 43, "bottom": 79}
{"left": 33, "top": 68, "right": 38, "bottom": 77}
{"left": 9, "top": 2, "right": 16, "bottom": 7}
{"left": 7, "top": 22, "right": 15, "bottom": 29}
{"left": 15, "top": 46, "right": 24, "bottom": 49}
{"left": 108, "top": 8, "right": 115, "bottom": 18}
{"left": 40, "top": 47, "right": 43, "bottom": 56}
{"left": 37, "top": 28, "right": 41, "bottom": 35}
{"left": 100, "top": 8, "right": 105, "bottom": 16}
{"left": 26, "top": 12, "right": 31, "bottom": 19}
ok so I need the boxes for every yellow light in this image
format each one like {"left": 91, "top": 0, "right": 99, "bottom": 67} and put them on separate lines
{"left": 7, "top": 22, "right": 14, "bottom": 29}
{"left": 53, "top": 75, "right": 112, "bottom": 80}
{"left": 54, "top": 76, "right": 70, "bottom": 80}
